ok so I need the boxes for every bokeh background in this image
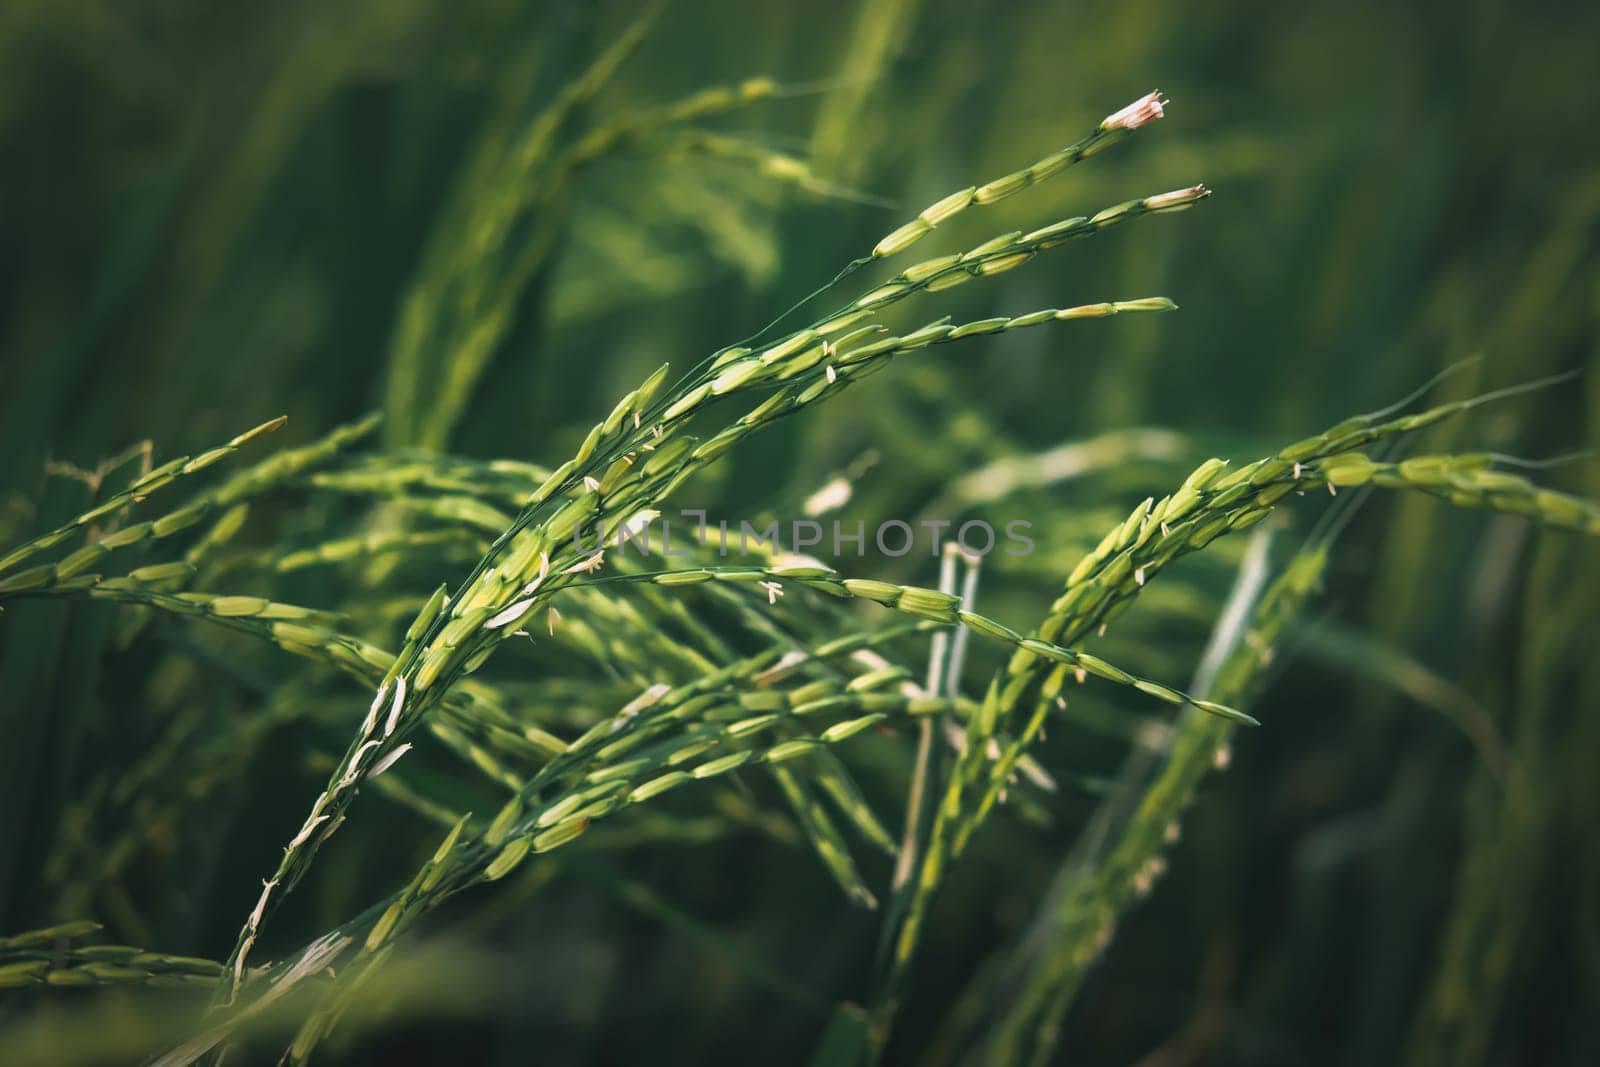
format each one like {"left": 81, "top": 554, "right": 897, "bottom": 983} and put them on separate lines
{"left": 2, "top": 0, "right": 1598, "bottom": 1064}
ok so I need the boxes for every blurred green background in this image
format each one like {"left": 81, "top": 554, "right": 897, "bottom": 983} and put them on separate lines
{"left": 2, "top": 0, "right": 1597, "bottom": 1063}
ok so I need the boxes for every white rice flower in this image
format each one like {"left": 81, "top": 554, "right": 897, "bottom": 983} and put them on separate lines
{"left": 1018, "top": 757, "right": 1057, "bottom": 792}
{"left": 610, "top": 508, "right": 659, "bottom": 546}
{"left": 341, "top": 740, "right": 382, "bottom": 786}
{"left": 369, "top": 743, "right": 413, "bottom": 779}
{"left": 754, "top": 649, "right": 810, "bottom": 686}
{"left": 566, "top": 551, "right": 605, "bottom": 575}
{"left": 619, "top": 682, "right": 671, "bottom": 719}
{"left": 241, "top": 932, "right": 354, "bottom": 1017}
{"left": 1101, "top": 90, "right": 1165, "bottom": 131}
{"left": 383, "top": 674, "right": 407, "bottom": 737}
{"left": 803, "top": 476, "right": 852, "bottom": 517}
{"left": 248, "top": 879, "right": 277, "bottom": 932}
{"left": 522, "top": 551, "right": 551, "bottom": 594}
{"left": 484, "top": 598, "right": 536, "bottom": 630}
{"left": 852, "top": 650, "right": 892, "bottom": 672}
{"left": 1144, "top": 184, "right": 1209, "bottom": 213}
{"left": 286, "top": 815, "right": 331, "bottom": 852}
{"left": 361, "top": 682, "right": 389, "bottom": 736}
{"left": 272, "top": 934, "right": 350, "bottom": 995}
{"left": 230, "top": 934, "right": 254, "bottom": 994}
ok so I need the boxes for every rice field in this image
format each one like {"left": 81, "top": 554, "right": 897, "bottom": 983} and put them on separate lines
{"left": 1, "top": 2, "right": 1597, "bottom": 1064}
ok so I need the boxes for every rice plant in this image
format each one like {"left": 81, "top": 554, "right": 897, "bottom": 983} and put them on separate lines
{"left": 2, "top": 4, "right": 1597, "bottom": 1064}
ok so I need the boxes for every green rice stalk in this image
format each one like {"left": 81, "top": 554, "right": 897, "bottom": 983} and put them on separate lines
{"left": 0, "top": 416, "right": 285, "bottom": 580}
